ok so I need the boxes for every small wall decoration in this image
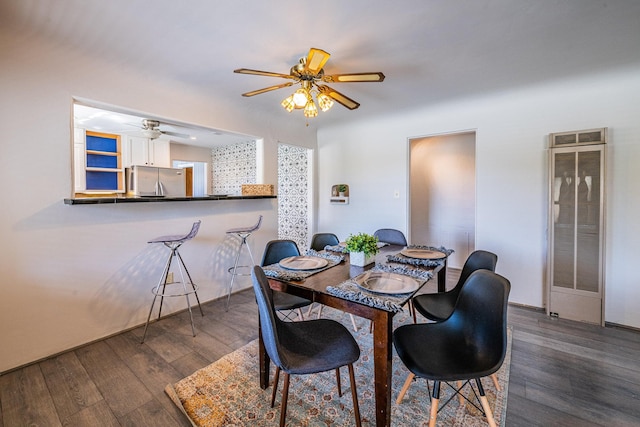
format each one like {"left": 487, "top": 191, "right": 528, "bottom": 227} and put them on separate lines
{"left": 331, "top": 184, "right": 349, "bottom": 204}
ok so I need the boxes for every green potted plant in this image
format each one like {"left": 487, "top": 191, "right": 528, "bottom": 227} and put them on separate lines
{"left": 345, "top": 232, "right": 379, "bottom": 266}
{"left": 338, "top": 184, "right": 347, "bottom": 197}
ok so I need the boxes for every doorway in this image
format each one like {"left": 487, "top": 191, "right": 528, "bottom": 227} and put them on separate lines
{"left": 409, "top": 132, "right": 476, "bottom": 269}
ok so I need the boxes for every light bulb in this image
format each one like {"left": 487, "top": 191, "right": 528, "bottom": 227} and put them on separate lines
{"left": 293, "top": 89, "right": 308, "bottom": 107}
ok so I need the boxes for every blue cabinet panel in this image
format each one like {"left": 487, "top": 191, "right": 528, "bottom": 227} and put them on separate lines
{"left": 86, "top": 135, "right": 117, "bottom": 152}
{"left": 86, "top": 171, "right": 118, "bottom": 190}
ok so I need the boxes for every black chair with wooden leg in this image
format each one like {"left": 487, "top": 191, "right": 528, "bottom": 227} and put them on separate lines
{"left": 261, "top": 239, "right": 312, "bottom": 321}
{"left": 411, "top": 250, "right": 498, "bottom": 323}
{"left": 310, "top": 232, "right": 340, "bottom": 251}
{"left": 251, "top": 266, "right": 362, "bottom": 427}
{"left": 411, "top": 250, "right": 500, "bottom": 389}
{"left": 393, "top": 270, "right": 510, "bottom": 427}
{"left": 373, "top": 228, "right": 408, "bottom": 246}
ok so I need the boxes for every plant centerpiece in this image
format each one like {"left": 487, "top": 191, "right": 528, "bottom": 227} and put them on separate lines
{"left": 345, "top": 232, "right": 379, "bottom": 267}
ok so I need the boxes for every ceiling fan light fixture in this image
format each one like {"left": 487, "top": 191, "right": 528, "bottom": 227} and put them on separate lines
{"left": 141, "top": 128, "right": 162, "bottom": 139}
{"left": 293, "top": 88, "right": 309, "bottom": 108}
{"left": 317, "top": 92, "right": 334, "bottom": 112}
{"left": 304, "top": 99, "right": 318, "bottom": 118}
{"left": 281, "top": 94, "right": 296, "bottom": 112}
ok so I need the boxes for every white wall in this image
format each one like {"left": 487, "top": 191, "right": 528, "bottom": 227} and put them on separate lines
{"left": 0, "top": 31, "right": 316, "bottom": 372}
{"left": 318, "top": 65, "right": 640, "bottom": 329}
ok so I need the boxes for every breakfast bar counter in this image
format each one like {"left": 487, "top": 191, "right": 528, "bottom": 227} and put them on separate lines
{"left": 63, "top": 195, "right": 276, "bottom": 205}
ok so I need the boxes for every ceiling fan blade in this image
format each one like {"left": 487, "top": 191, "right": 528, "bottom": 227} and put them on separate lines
{"left": 234, "top": 68, "right": 296, "bottom": 79}
{"left": 241, "top": 82, "right": 295, "bottom": 97}
{"left": 322, "top": 72, "right": 386, "bottom": 83}
{"left": 304, "top": 48, "right": 331, "bottom": 74}
{"left": 162, "top": 131, "right": 190, "bottom": 139}
{"left": 318, "top": 85, "right": 360, "bottom": 110}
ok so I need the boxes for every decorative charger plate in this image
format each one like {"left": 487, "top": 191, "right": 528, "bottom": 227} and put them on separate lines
{"left": 357, "top": 272, "right": 419, "bottom": 295}
{"left": 400, "top": 248, "right": 447, "bottom": 260}
{"left": 278, "top": 256, "right": 328, "bottom": 270}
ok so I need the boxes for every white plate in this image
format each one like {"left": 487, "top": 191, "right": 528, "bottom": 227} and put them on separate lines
{"left": 357, "top": 272, "right": 419, "bottom": 295}
{"left": 278, "top": 256, "right": 328, "bottom": 271}
{"left": 400, "top": 248, "right": 446, "bottom": 260}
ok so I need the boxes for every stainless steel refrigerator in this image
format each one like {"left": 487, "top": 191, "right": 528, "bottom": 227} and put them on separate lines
{"left": 126, "top": 165, "right": 186, "bottom": 197}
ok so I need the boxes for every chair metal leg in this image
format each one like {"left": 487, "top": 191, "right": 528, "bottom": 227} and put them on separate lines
{"left": 226, "top": 233, "right": 256, "bottom": 311}
{"left": 335, "top": 368, "right": 342, "bottom": 397}
{"left": 157, "top": 247, "right": 176, "bottom": 319}
{"left": 348, "top": 364, "right": 362, "bottom": 427}
{"left": 142, "top": 242, "right": 202, "bottom": 343}
{"left": 226, "top": 239, "right": 244, "bottom": 311}
{"left": 141, "top": 246, "right": 174, "bottom": 343}
{"left": 175, "top": 250, "right": 203, "bottom": 316}
{"left": 175, "top": 259, "right": 196, "bottom": 337}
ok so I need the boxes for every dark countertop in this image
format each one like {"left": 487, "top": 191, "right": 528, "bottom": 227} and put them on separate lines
{"left": 63, "top": 195, "right": 276, "bottom": 205}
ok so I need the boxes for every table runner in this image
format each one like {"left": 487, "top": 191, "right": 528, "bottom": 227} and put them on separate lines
{"left": 326, "top": 263, "right": 433, "bottom": 312}
{"left": 262, "top": 249, "right": 344, "bottom": 281}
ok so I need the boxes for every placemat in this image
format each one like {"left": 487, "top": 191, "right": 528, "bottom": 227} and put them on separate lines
{"left": 262, "top": 250, "right": 343, "bottom": 281}
{"left": 386, "top": 245, "right": 454, "bottom": 267}
{"left": 326, "top": 264, "right": 433, "bottom": 312}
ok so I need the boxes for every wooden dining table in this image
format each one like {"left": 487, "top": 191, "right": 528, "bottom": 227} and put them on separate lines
{"left": 259, "top": 245, "right": 446, "bottom": 427}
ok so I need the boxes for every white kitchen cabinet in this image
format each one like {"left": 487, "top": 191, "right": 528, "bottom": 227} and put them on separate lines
{"left": 73, "top": 128, "right": 86, "bottom": 192}
{"left": 125, "top": 136, "right": 171, "bottom": 167}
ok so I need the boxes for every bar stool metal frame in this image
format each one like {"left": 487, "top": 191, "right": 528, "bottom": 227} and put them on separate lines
{"left": 141, "top": 220, "right": 204, "bottom": 343}
{"left": 226, "top": 215, "right": 263, "bottom": 311}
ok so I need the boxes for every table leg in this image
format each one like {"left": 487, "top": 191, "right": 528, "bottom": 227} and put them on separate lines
{"left": 258, "top": 317, "right": 270, "bottom": 389}
{"left": 437, "top": 258, "right": 448, "bottom": 293}
{"left": 372, "top": 311, "right": 393, "bottom": 427}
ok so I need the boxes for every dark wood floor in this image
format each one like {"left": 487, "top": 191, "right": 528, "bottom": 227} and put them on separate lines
{"left": 2, "top": 271, "right": 640, "bottom": 426}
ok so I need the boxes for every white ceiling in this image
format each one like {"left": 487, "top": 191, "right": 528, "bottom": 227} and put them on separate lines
{"left": 2, "top": 0, "right": 640, "bottom": 138}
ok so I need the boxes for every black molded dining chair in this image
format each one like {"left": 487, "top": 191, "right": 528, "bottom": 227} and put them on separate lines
{"left": 310, "top": 232, "right": 340, "bottom": 251}
{"left": 412, "top": 250, "right": 498, "bottom": 323}
{"left": 411, "top": 250, "right": 499, "bottom": 389}
{"left": 393, "top": 269, "right": 510, "bottom": 427}
{"left": 373, "top": 228, "right": 407, "bottom": 246}
{"left": 252, "top": 266, "right": 362, "bottom": 427}
{"left": 261, "top": 239, "right": 313, "bottom": 321}
{"left": 309, "top": 233, "right": 359, "bottom": 332}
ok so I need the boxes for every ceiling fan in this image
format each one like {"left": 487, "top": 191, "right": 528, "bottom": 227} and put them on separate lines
{"left": 234, "top": 48, "right": 385, "bottom": 118}
{"left": 129, "top": 119, "right": 191, "bottom": 140}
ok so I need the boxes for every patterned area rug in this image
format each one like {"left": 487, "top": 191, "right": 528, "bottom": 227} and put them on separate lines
{"left": 166, "top": 308, "right": 511, "bottom": 426}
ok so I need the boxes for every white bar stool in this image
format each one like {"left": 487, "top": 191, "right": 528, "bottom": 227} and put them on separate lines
{"left": 226, "top": 215, "right": 262, "bottom": 311}
{"left": 141, "top": 220, "right": 204, "bottom": 343}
